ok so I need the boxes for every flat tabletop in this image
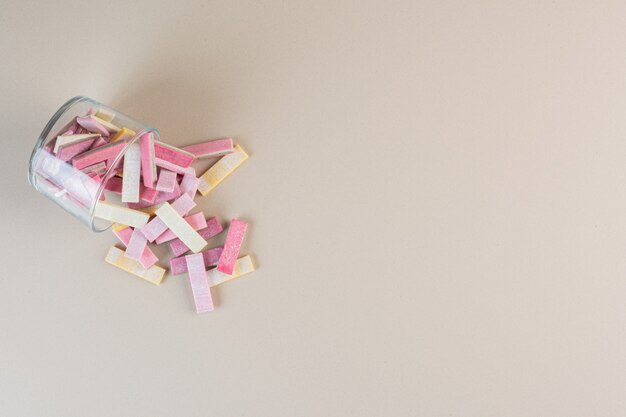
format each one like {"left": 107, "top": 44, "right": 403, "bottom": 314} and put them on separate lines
{"left": 2, "top": 1, "right": 626, "bottom": 416}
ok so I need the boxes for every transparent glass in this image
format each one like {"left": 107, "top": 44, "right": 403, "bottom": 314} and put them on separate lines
{"left": 28, "top": 96, "right": 160, "bottom": 231}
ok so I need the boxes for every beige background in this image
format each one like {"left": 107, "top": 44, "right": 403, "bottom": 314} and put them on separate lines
{"left": 2, "top": 1, "right": 626, "bottom": 416}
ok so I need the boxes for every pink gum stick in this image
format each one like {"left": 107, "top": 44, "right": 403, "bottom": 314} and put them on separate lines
{"left": 89, "top": 137, "right": 108, "bottom": 150}
{"left": 113, "top": 226, "right": 159, "bottom": 269}
{"left": 76, "top": 116, "right": 110, "bottom": 136}
{"left": 81, "top": 161, "right": 107, "bottom": 176}
{"left": 139, "top": 184, "right": 158, "bottom": 203}
{"left": 153, "top": 181, "right": 182, "bottom": 204}
{"left": 88, "top": 173, "right": 106, "bottom": 202}
{"left": 169, "top": 217, "right": 223, "bottom": 257}
{"left": 72, "top": 141, "right": 125, "bottom": 170}
{"left": 154, "top": 142, "right": 194, "bottom": 167}
{"left": 154, "top": 212, "right": 207, "bottom": 245}
{"left": 155, "top": 157, "right": 195, "bottom": 175}
{"left": 104, "top": 176, "right": 123, "bottom": 193}
{"left": 155, "top": 169, "right": 177, "bottom": 192}
{"left": 57, "top": 137, "right": 97, "bottom": 161}
{"left": 181, "top": 138, "right": 233, "bottom": 159}
{"left": 125, "top": 228, "right": 148, "bottom": 261}
{"left": 185, "top": 253, "right": 214, "bottom": 313}
{"left": 140, "top": 133, "right": 156, "bottom": 188}
{"left": 52, "top": 117, "right": 79, "bottom": 140}
{"left": 140, "top": 193, "right": 196, "bottom": 242}
{"left": 217, "top": 219, "right": 248, "bottom": 275}
{"left": 170, "top": 247, "right": 223, "bottom": 275}
{"left": 180, "top": 173, "right": 200, "bottom": 198}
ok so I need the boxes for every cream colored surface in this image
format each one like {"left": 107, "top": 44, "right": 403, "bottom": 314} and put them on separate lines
{"left": 2, "top": 1, "right": 626, "bottom": 416}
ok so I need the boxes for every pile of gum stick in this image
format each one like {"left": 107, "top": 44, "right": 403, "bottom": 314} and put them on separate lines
{"left": 49, "top": 108, "right": 254, "bottom": 313}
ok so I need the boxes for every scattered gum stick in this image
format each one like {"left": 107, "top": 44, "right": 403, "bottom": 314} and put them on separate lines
{"left": 125, "top": 227, "right": 148, "bottom": 261}
{"left": 170, "top": 192, "right": 201, "bottom": 215}
{"left": 153, "top": 181, "right": 182, "bottom": 204}
{"left": 57, "top": 137, "right": 98, "bottom": 161}
{"left": 170, "top": 247, "right": 223, "bottom": 275}
{"left": 105, "top": 246, "right": 165, "bottom": 285}
{"left": 113, "top": 226, "right": 158, "bottom": 268}
{"left": 140, "top": 193, "right": 196, "bottom": 241}
{"left": 155, "top": 202, "right": 207, "bottom": 253}
{"left": 217, "top": 219, "right": 248, "bottom": 275}
{"left": 94, "top": 201, "right": 150, "bottom": 228}
{"left": 111, "top": 127, "right": 136, "bottom": 143}
{"left": 154, "top": 141, "right": 194, "bottom": 168}
{"left": 89, "top": 137, "right": 108, "bottom": 150}
{"left": 94, "top": 108, "right": 115, "bottom": 122}
{"left": 139, "top": 133, "right": 156, "bottom": 188}
{"left": 77, "top": 116, "right": 110, "bottom": 136}
{"left": 180, "top": 172, "right": 200, "bottom": 198}
{"left": 185, "top": 253, "right": 214, "bottom": 313}
{"left": 104, "top": 176, "right": 123, "bottom": 193}
{"left": 170, "top": 217, "right": 223, "bottom": 257}
{"left": 155, "top": 212, "right": 207, "bottom": 245}
{"left": 81, "top": 161, "right": 107, "bottom": 176}
{"left": 197, "top": 145, "right": 248, "bottom": 196}
{"left": 121, "top": 141, "right": 141, "bottom": 203}
{"left": 207, "top": 255, "right": 255, "bottom": 287}
{"left": 53, "top": 133, "right": 99, "bottom": 154}
{"left": 155, "top": 169, "right": 177, "bottom": 192}
{"left": 72, "top": 140, "right": 125, "bottom": 170}
{"left": 89, "top": 115, "right": 120, "bottom": 134}
{"left": 139, "top": 185, "right": 158, "bottom": 204}
{"left": 155, "top": 157, "right": 196, "bottom": 175}
{"left": 181, "top": 138, "right": 234, "bottom": 159}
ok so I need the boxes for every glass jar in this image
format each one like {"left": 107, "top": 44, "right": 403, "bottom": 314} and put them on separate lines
{"left": 28, "top": 96, "right": 160, "bottom": 231}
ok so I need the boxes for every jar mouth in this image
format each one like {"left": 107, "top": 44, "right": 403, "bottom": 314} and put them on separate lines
{"left": 89, "top": 128, "right": 160, "bottom": 232}
{"left": 28, "top": 96, "right": 90, "bottom": 188}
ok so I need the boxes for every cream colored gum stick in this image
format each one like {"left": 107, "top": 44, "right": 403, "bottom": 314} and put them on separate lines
{"left": 121, "top": 141, "right": 141, "bottom": 203}
{"left": 154, "top": 202, "right": 207, "bottom": 253}
{"left": 89, "top": 115, "right": 121, "bottom": 133}
{"left": 53, "top": 134, "right": 100, "bottom": 154}
{"left": 94, "top": 201, "right": 150, "bottom": 228}
{"left": 197, "top": 145, "right": 248, "bottom": 196}
{"left": 94, "top": 108, "right": 115, "bottom": 122}
{"left": 104, "top": 246, "right": 165, "bottom": 285}
{"left": 206, "top": 255, "right": 255, "bottom": 287}
{"left": 110, "top": 127, "right": 136, "bottom": 143}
